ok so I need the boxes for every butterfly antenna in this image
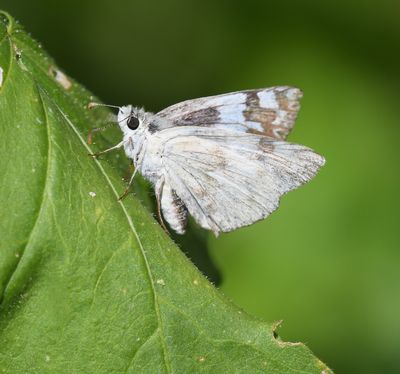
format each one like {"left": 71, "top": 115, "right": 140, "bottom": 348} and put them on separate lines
{"left": 87, "top": 102, "right": 121, "bottom": 110}
{"left": 88, "top": 123, "right": 119, "bottom": 145}
{"left": 87, "top": 102, "right": 122, "bottom": 144}
{"left": 87, "top": 102, "right": 134, "bottom": 144}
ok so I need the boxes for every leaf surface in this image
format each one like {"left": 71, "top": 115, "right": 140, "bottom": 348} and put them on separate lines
{"left": 0, "top": 11, "right": 331, "bottom": 373}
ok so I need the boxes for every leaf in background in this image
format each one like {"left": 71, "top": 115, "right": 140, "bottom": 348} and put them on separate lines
{"left": 0, "top": 11, "right": 331, "bottom": 373}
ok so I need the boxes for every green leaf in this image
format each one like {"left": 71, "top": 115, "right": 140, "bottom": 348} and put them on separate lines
{"left": 0, "top": 11, "right": 331, "bottom": 373}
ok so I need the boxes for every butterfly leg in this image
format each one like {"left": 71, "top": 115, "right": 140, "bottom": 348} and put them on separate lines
{"left": 117, "top": 140, "right": 146, "bottom": 201}
{"left": 117, "top": 168, "right": 139, "bottom": 201}
{"left": 155, "top": 176, "right": 170, "bottom": 235}
{"left": 88, "top": 141, "right": 124, "bottom": 157}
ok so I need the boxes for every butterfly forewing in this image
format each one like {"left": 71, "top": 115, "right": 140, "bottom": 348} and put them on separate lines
{"left": 157, "top": 86, "right": 302, "bottom": 140}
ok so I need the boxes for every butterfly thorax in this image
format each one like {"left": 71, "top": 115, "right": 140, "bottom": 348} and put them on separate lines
{"left": 121, "top": 112, "right": 167, "bottom": 185}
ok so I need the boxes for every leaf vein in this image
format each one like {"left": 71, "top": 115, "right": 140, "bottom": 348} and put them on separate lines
{"left": 124, "top": 328, "right": 159, "bottom": 373}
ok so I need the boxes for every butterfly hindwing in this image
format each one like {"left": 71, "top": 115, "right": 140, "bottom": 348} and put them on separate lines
{"left": 158, "top": 126, "right": 324, "bottom": 235}
{"left": 158, "top": 180, "right": 188, "bottom": 234}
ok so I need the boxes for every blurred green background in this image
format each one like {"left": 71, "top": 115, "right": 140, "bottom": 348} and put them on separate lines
{"left": 2, "top": 0, "right": 399, "bottom": 372}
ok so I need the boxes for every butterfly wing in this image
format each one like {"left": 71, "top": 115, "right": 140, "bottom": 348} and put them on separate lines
{"left": 158, "top": 126, "right": 325, "bottom": 235}
{"left": 157, "top": 86, "right": 302, "bottom": 140}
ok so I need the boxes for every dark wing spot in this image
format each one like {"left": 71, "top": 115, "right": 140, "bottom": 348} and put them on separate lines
{"left": 176, "top": 107, "right": 220, "bottom": 126}
{"left": 242, "top": 88, "right": 301, "bottom": 140}
{"left": 148, "top": 122, "right": 159, "bottom": 134}
{"left": 171, "top": 190, "right": 188, "bottom": 229}
{"left": 258, "top": 137, "right": 275, "bottom": 152}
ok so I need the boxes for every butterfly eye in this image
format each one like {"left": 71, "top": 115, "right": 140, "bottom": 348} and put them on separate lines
{"left": 127, "top": 116, "right": 140, "bottom": 130}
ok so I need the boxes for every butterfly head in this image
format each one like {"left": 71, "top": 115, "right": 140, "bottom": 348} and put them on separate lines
{"left": 118, "top": 105, "right": 147, "bottom": 135}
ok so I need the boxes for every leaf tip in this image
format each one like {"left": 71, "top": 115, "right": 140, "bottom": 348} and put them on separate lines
{"left": 0, "top": 10, "right": 13, "bottom": 32}
{"left": 0, "top": 11, "right": 25, "bottom": 37}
